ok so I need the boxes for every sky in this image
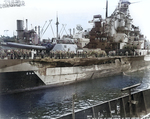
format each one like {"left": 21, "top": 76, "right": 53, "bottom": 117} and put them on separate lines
{"left": 0, "top": 0, "right": 150, "bottom": 40}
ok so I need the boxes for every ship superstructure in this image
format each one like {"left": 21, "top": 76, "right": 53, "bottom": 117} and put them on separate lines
{"left": 16, "top": 19, "right": 39, "bottom": 45}
{"left": 1, "top": 0, "right": 150, "bottom": 96}
{"left": 85, "top": 0, "right": 147, "bottom": 55}
{"left": 1, "top": 19, "right": 55, "bottom": 51}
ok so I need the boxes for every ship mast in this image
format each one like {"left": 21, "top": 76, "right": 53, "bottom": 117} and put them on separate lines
{"left": 106, "top": 0, "right": 108, "bottom": 18}
{"left": 56, "top": 12, "right": 59, "bottom": 39}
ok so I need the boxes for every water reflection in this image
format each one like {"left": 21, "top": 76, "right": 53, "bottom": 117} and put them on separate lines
{"left": 0, "top": 69, "right": 149, "bottom": 119}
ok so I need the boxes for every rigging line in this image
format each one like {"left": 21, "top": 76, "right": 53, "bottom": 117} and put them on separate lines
{"left": 61, "top": 24, "right": 68, "bottom": 37}
{"left": 64, "top": 24, "right": 68, "bottom": 35}
{"left": 41, "top": 21, "right": 47, "bottom": 35}
{"left": 41, "top": 20, "right": 52, "bottom": 39}
{"left": 59, "top": 25, "right": 64, "bottom": 35}
{"left": 50, "top": 24, "right": 55, "bottom": 38}
{"left": 61, "top": 24, "right": 65, "bottom": 37}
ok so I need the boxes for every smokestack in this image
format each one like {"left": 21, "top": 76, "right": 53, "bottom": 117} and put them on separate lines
{"left": 69, "top": 29, "right": 72, "bottom": 36}
{"left": 73, "top": 28, "right": 75, "bottom": 36}
{"left": 26, "top": 19, "right": 28, "bottom": 30}
{"left": 35, "top": 26, "right": 37, "bottom": 32}
{"left": 106, "top": 0, "right": 108, "bottom": 18}
{"left": 16, "top": 20, "right": 24, "bottom": 39}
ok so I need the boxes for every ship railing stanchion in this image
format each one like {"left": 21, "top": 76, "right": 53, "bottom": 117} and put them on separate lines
{"left": 121, "top": 83, "right": 141, "bottom": 119}
{"left": 72, "top": 93, "right": 76, "bottom": 119}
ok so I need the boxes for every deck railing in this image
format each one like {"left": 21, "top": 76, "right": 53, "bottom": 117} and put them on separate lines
{"left": 57, "top": 88, "right": 150, "bottom": 119}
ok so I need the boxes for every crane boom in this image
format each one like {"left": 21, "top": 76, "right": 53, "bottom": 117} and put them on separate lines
{"left": 41, "top": 20, "right": 52, "bottom": 39}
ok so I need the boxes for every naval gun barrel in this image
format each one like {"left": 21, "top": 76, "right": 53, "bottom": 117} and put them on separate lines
{"left": 1, "top": 42, "right": 47, "bottom": 50}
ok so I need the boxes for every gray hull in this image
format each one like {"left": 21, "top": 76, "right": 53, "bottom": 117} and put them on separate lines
{"left": 1, "top": 56, "right": 150, "bottom": 94}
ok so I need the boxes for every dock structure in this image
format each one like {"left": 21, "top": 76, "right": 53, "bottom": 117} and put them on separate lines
{"left": 57, "top": 88, "right": 150, "bottom": 119}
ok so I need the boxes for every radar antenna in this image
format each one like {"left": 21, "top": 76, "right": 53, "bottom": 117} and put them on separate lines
{"left": 76, "top": 25, "right": 83, "bottom": 32}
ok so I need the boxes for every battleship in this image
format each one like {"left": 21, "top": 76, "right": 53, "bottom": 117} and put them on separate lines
{"left": 0, "top": 0, "right": 150, "bottom": 95}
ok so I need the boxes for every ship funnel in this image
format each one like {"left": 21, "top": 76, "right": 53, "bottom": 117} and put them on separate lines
{"left": 17, "top": 20, "right": 24, "bottom": 31}
{"left": 16, "top": 20, "right": 24, "bottom": 39}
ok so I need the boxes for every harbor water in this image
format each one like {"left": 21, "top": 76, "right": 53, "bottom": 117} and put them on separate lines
{"left": 0, "top": 69, "right": 150, "bottom": 119}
